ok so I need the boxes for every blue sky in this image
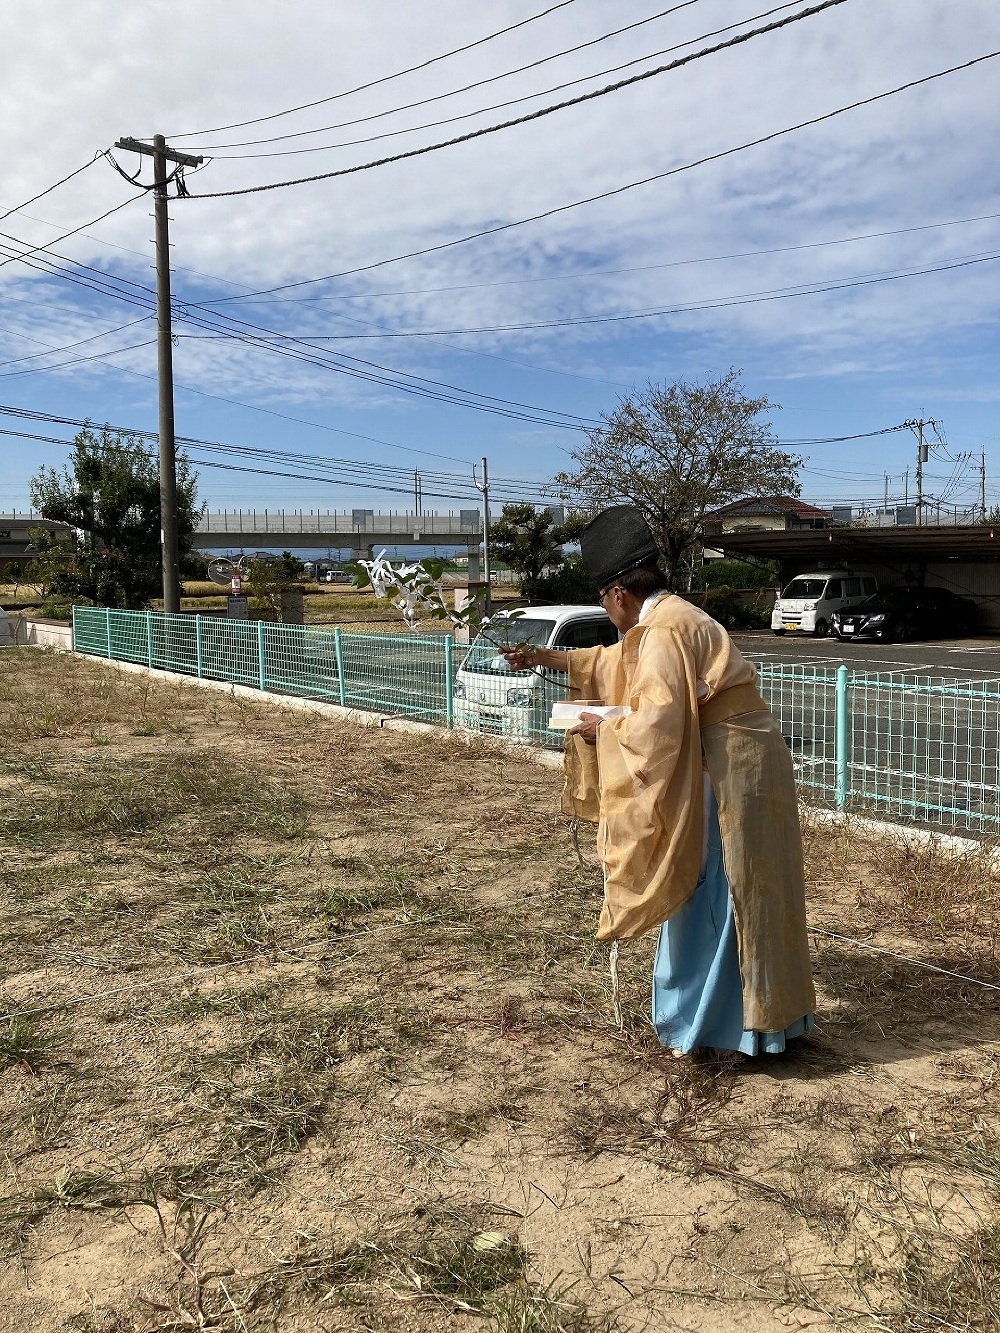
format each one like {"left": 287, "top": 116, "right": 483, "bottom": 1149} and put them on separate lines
{"left": 1, "top": 0, "right": 997, "bottom": 524}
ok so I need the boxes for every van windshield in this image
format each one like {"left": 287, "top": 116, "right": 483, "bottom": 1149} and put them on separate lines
{"left": 462, "top": 617, "right": 561, "bottom": 676}
{"left": 781, "top": 578, "right": 828, "bottom": 599}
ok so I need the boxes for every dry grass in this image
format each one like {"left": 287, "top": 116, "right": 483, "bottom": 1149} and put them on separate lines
{"left": 1, "top": 647, "right": 999, "bottom": 1331}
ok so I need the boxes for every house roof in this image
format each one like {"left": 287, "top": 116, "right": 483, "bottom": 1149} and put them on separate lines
{"left": 702, "top": 495, "right": 830, "bottom": 521}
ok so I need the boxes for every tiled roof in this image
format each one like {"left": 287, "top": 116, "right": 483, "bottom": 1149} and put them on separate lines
{"left": 702, "top": 495, "right": 830, "bottom": 521}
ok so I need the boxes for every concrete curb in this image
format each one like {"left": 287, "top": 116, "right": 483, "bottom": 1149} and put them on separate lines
{"left": 63, "top": 649, "right": 997, "bottom": 847}
{"left": 803, "top": 805, "right": 998, "bottom": 864}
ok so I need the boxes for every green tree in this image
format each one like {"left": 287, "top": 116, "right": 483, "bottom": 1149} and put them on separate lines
{"left": 695, "top": 557, "right": 779, "bottom": 590}
{"left": 23, "top": 529, "right": 85, "bottom": 612}
{"left": 489, "top": 504, "right": 588, "bottom": 601}
{"left": 247, "top": 552, "right": 307, "bottom": 622}
{"left": 553, "top": 370, "right": 801, "bottom": 590}
{"left": 1, "top": 561, "right": 24, "bottom": 597}
{"left": 29, "top": 426, "right": 200, "bottom": 609}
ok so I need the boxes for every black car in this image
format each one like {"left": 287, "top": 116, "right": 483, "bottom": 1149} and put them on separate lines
{"left": 832, "top": 586, "right": 977, "bottom": 643}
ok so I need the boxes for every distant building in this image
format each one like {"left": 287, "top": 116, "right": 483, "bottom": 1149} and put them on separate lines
{"left": 701, "top": 496, "right": 831, "bottom": 540}
{"left": 0, "top": 515, "right": 72, "bottom": 570}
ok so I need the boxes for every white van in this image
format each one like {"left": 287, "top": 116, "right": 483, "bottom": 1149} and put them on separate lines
{"left": 771, "top": 570, "right": 877, "bottom": 637}
{"left": 454, "top": 605, "right": 618, "bottom": 744}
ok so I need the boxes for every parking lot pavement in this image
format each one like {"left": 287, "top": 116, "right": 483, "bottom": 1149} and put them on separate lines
{"left": 731, "top": 632, "right": 1000, "bottom": 680}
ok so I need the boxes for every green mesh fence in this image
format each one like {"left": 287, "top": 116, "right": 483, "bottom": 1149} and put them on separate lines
{"left": 71, "top": 607, "right": 1000, "bottom": 833}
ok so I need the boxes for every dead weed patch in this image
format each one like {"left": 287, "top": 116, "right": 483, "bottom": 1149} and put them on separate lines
{"left": 0, "top": 650, "right": 998, "bottom": 1332}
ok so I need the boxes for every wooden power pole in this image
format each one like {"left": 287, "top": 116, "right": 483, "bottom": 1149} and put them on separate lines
{"left": 114, "top": 135, "right": 203, "bottom": 614}
{"left": 473, "top": 456, "right": 492, "bottom": 613}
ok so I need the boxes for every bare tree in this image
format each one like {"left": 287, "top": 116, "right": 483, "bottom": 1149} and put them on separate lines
{"left": 553, "top": 370, "right": 802, "bottom": 588}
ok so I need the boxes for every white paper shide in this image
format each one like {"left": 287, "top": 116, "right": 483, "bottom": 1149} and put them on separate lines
{"left": 547, "top": 701, "right": 631, "bottom": 730}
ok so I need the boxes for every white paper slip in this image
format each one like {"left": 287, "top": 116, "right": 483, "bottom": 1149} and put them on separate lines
{"left": 547, "top": 701, "right": 632, "bottom": 729}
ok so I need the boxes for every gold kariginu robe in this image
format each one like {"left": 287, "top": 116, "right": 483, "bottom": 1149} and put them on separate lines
{"left": 562, "top": 593, "right": 815, "bottom": 1033}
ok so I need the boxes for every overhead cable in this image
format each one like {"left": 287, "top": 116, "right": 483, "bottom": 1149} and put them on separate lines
{"left": 0, "top": 197, "right": 142, "bottom": 275}
{"left": 0, "top": 154, "right": 102, "bottom": 226}
{"left": 182, "top": 0, "right": 853, "bottom": 198}
{"left": 0, "top": 340, "right": 157, "bottom": 380}
{"left": 166, "top": 0, "right": 582, "bottom": 138}
{"left": 218, "top": 48, "right": 1000, "bottom": 295}
{"left": 0, "top": 232, "right": 593, "bottom": 431}
{"left": 782, "top": 425, "right": 928, "bottom": 444}
{"left": 192, "top": 0, "right": 765, "bottom": 153}
{"left": 215, "top": 250, "right": 999, "bottom": 340}
{"left": 202, "top": 209, "right": 1000, "bottom": 306}
{"left": 0, "top": 406, "right": 550, "bottom": 501}
{"left": 169, "top": 303, "right": 594, "bottom": 428}
{"left": 0, "top": 315, "right": 155, "bottom": 369}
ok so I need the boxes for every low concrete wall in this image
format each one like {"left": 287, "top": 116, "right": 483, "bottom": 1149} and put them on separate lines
{"left": 13, "top": 617, "right": 73, "bottom": 649}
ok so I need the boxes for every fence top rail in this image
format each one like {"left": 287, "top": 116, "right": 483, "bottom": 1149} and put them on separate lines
{"left": 73, "top": 606, "right": 454, "bottom": 654}
{"left": 756, "top": 659, "right": 1000, "bottom": 697}
{"left": 70, "top": 608, "right": 1000, "bottom": 697}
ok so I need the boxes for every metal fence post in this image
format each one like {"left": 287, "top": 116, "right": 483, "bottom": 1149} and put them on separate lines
{"left": 146, "top": 610, "right": 154, "bottom": 667}
{"left": 257, "top": 620, "right": 267, "bottom": 692}
{"left": 334, "top": 627, "right": 346, "bottom": 707}
{"left": 444, "top": 634, "right": 455, "bottom": 728}
{"left": 195, "top": 615, "right": 204, "bottom": 678}
{"left": 104, "top": 606, "right": 112, "bottom": 658}
{"left": 835, "top": 663, "right": 849, "bottom": 810}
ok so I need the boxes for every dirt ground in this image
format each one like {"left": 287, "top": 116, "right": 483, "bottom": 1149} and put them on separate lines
{"left": 1, "top": 649, "right": 998, "bottom": 1332}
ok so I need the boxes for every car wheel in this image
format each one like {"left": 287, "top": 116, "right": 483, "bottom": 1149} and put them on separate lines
{"left": 772, "top": 628, "right": 786, "bottom": 636}
{"left": 813, "top": 619, "right": 829, "bottom": 638}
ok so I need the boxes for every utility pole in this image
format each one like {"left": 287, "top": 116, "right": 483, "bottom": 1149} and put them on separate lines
{"left": 981, "top": 450, "right": 987, "bottom": 522}
{"left": 473, "top": 456, "right": 492, "bottom": 613}
{"left": 114, "top": 135, "right": 203, "bottom": 614}
{"left": 901, "top": 417, "right": 937, "bottom": 528}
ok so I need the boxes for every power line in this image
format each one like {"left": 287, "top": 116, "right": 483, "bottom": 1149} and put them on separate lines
{"left": 0, "top": 324, "right": 491, "bottom": 468}
{"left": 0, "top": 201, "right": 629, "bottom": 390}
{"left": 205, "top": 210, "right": 1000, "bottom": 305}
{"left": 206, "top": 250, "right": 998, "bottom": 341}
{"left": 0, "top": 197, "right": 141, "bottom": 274}
{"left": 0, "top": 225, "right": 596, "bottom": 432}
{"left": 0, "top": 154, "right": 103, "bottom": 226}
{"left": 171, "top": 303, "right": 595, "bottom": 428}
{"left": 0, "top": 238, "right": 159, "bottom": 312}
{"left": 166, "top": 0, "right": 581, "bottom": 139}
{"left": 192, "top": 0, "right": 766, "bottom": 154}
{"left": 0, "top": 340, "right": 157, "bottom": 380}
{"left": 782, "top": 425, "right": 934, "bottom": 445}
{"left": 218, "top": 48, "right": 1000, "bottom": 295}
{"left": 0, "top": 406, "right": 552, "bottom": 502}
{"left": 0, "top": 405, "right": 534, "bottom": 491}
{"left": 182, "top": 0, "right": 853, "bottom": 198}
{"left": 0, "top": 315, "right": 154, "bottom": 369}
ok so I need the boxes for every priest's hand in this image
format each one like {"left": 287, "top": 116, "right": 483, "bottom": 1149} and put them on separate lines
{"left": 499, "top": 645, "right": 568, "bottom": 672}
{"left": 499, "top": 644, "right": 537, "bottom": 670}
{"left": 568, "top": 711, "right": 602, "bottom": 745}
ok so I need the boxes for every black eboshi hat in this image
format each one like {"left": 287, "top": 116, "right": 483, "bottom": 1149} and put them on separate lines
{"left": 580, "top": 505, "right": 661, "bottom": 590}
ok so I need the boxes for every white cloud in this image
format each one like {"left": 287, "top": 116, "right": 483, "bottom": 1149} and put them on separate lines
{"left": 1, "top": 0, "right": 997, "bottom": 510}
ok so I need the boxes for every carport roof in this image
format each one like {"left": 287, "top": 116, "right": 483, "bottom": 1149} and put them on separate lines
{"left": 712, "top": 524, "right": 1000, "bottom": 564}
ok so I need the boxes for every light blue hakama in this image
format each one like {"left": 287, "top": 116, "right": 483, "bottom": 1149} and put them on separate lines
{"left": 651, "top": 782, "right": 814, "bottom": 1056}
